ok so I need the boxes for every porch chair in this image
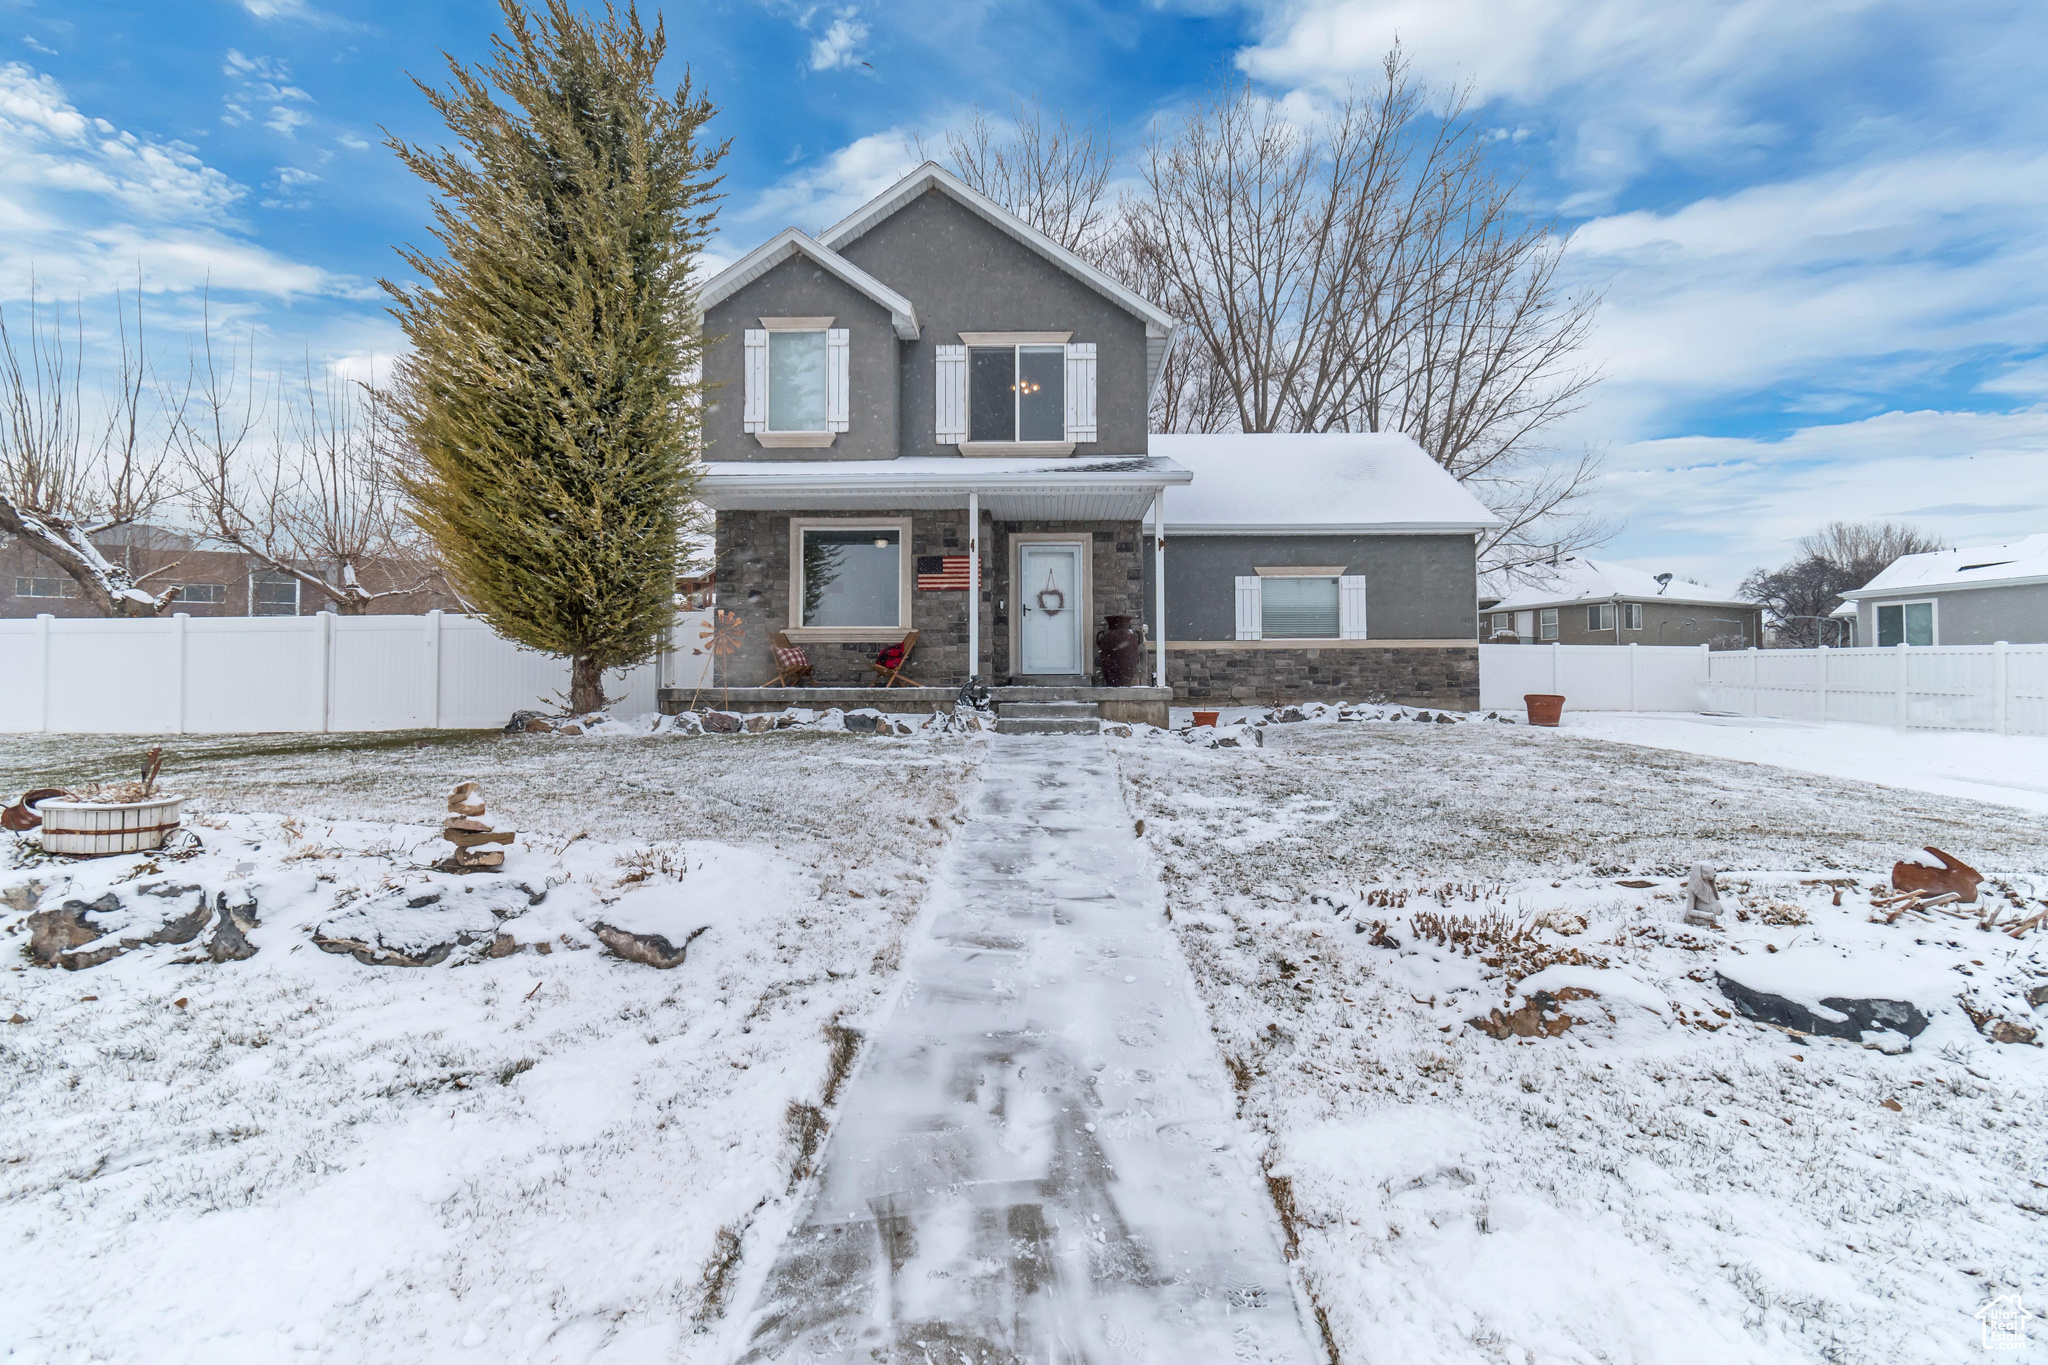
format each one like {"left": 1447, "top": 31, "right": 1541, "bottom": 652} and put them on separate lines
{"left": 764, "top": 631, "right": 815, "bottom": 688}
{"left": 867, "top": 631, "right": 922, "bottom": 688}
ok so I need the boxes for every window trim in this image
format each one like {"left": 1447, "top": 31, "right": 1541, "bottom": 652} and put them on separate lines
{"left": 1586, "top": 602, "right": 1614, "bottom": 632}
{"left": 1875, "top": 598, "right": 1937, "bottom": 648}
{"left": 785, "top": 515, "right": 914, "bottom": 643}
{"left": 1621, "top": 601, "right": 1643, "bottom": 631}
{"left": 749, "top": 319, "right": 844, "bottom": 448}
{"left": 1538, "top": 607, "right": 1559, "bottom": 641}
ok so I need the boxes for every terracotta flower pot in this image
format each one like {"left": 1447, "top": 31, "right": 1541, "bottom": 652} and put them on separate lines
{"left": 1524, "top": 694, "right": 1565, "bottom": 727}
{"left": 1192, "top": 710, "right": 1221, "bottom": 728}
{"left": 1095, "top": 614, "right": 1145, "bottom": 687}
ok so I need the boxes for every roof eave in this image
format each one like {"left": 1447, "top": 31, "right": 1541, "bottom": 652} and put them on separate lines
{"left": 1843, "top": 572, "right": 2048, "bottom": 600}
{"left": 698, "top": 229, "right": 921, "bottom": 340}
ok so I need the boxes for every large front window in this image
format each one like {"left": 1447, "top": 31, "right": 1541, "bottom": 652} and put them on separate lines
{"left": 768, "top": 330, "right": 828, "bottom": 432}
{"left": 1876, "top": 601, "right": 1933, "bottom": 647}
{"left": 800, "top": 527, "right": 901, "bottom": 627}
{"left": 1261, "top": 576, "right": 1340, "bottom": 639}
{"left": 969, "top": 344, "right": 1065, "bottom": 442}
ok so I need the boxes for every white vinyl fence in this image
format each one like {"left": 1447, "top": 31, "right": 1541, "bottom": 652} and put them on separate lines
{"left": 1703, "top": 643, "right": 2048, "bottom": 737}
{"left": 1478, "top": 643, "right": 1711, "bottom": 713}
{"left": 0, "top": 610, "right": 712, "bottom": 735}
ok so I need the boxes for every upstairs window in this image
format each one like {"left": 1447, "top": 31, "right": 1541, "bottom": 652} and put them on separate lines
{"left": 175, "top": 583, "right": 226, "bottom": 604}
{"left": 1876, "top": 601, "right": 1934, "bottom": 647}
{"left": 251, "top": 570, "right": 301, "bottom": 617}
{"left": 14, "top": 576, "right": 76, "bottom": 599}
{"left": 768, "top": 331, "right": 828, "bottom": 432}
{"left": 969, "top": 345, "right": 1065, "bottom": 442}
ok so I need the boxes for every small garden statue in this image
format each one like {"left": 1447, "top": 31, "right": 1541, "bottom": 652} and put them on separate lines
{"left": 441, "top": 781, "right": 515, "bottom": 871}
{"left": 1685, "top": 863, "right": 1723, "bottom": 927}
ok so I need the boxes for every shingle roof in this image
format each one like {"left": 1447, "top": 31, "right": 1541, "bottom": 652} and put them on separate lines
{"left": 1488, "top": 557, "right": 1748, "bottom": 611}
{"left": 1143, "top": 433, "right": 1499, "bottom": 533}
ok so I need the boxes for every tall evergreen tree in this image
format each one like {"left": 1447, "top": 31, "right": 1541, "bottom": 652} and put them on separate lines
{"left": 383, "top": 0, "right": 723, "bottom": 713}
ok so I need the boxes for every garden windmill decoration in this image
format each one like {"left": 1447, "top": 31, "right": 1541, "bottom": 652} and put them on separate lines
{"left": 692, "top": 607, "right": 746, "bottom": 711}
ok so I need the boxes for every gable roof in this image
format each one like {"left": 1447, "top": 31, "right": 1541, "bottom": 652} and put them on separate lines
{"left": 1842, "top": 532, "right": 2048, "bottom": 599}
{"left": 1489, "top": 557, "right": 1748, "bottom": 611}
{"left": 1144, "top": 433, "right": 1498, "bottom": 534}
{"left": 697, "top": 227, "right": 921, "bottom": 339}
{"left": 820, "top": 162, "right": 1178, "bottom": 341}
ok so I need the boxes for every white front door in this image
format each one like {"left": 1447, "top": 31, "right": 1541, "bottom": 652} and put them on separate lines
{"left": 1018, "top": 542, "right": 1085, "bottom": 675}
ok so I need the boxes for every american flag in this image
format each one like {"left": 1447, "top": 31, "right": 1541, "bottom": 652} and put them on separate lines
{"left": 916, "top": 555, "right": 978, "bottom": 590}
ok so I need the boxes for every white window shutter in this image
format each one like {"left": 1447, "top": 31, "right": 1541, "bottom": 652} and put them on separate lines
{"left": 742, "top": 330, "right": 768, "bottom": 434}
{"left": 935, "top": 344, "right": 968, "bottom": 444}
{"left": 1340, "top": 575, "right": 1369, "bottom": 639}
{"left": 1064, "top": 342, "right": 1097, "bottom": 443}
{"left": 1235, "top": 576, "right": 1263, "bottom": 640}
{"left": 825, "top": 329, "right": 850, "bottom": 433}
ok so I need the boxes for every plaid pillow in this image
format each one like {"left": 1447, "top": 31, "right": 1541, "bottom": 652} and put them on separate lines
{"left": 774, "top": 644, "right": 809, "bottom": 671}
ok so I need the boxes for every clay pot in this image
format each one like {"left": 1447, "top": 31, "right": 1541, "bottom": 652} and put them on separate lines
{"left": 1524, "top": 693, "right": 1565, "bottom": 727}
{"left": 1096, "top": 614, "right": 1145, "bottom": 687}
{"left": 1192, "top": 710, "right": 1221, "bottom": 728}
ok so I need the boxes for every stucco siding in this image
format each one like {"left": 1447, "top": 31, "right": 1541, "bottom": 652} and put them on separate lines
{"left": 1141, "top": 534, "right": 1478, "bottom": 641}
{"left": 701, "top": 256, "right": 900, "bottom": 463}
{"left": 837, "top": 189, "right": 1153, "bottom": 458}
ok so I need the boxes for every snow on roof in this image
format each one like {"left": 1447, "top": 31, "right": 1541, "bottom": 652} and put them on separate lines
{"left": 1842, "top": 533, "right": 2048, "bottom": 599}
{"left": 1144, "top": 433, "right": 1499, "bottom": 533}
{"left": 1489, "top": 557, "right": 1748, "bottom": 611}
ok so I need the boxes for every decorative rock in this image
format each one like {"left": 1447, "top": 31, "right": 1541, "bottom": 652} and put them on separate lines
{"left": 504, "top": 710, "right": 550, "bottom": 734}
{"left": 438, "top": 783, "right": 513, "bottom": 871}
{"left": 447, "top": 783, "right": 486, "bottom": 818}
{"left": 744, "top": 714, "right": 771, "bottom": 734}
{"left": 702, "top": 711, "right": 743, "bottom": 734}
{"left": 1714, "top": 972, "right": 1928, "bottom": 1041}
{"left": 205, "top": 893, "right": 261, "bottom": 962}
{"left": 593, "top": 921, "right": 708, "bottom": 969}
{"left": 843, "top": 711, "right": 880, "bottom": 733}
{"left": 25, "top": 894, "right": 121, "bottom": 969}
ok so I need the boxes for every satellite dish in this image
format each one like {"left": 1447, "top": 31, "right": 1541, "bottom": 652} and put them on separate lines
{"left": 1654, "top": 572, "right": 1673, "bottom": 595}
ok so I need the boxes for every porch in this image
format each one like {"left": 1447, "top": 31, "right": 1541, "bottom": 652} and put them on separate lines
{"left": 655, "top": 683, "right": 1173, "bottom": 728}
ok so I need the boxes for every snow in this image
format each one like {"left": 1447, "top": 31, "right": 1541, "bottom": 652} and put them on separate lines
{"left": 1, "top": 727, "right": 983, "bottom": 1363}
{"left": 1112, "top": 719, "right": 2047, "bottom": 1364}
{"left": 1555, "top": 711, "right": 2048, "bottom": 814}
{"left": 1489, "top": 555, "right": 1750, "bottom": 611}
{"left": 1145, "top": 432, "right": 1499, "bottom": 532}
{"left": 1847, "top": 531, "right": 2048, "bottom": 598}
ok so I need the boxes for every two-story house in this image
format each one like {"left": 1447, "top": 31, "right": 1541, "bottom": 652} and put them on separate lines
{"left": 679, "top": 163, "right": 1489, "bottom": 725}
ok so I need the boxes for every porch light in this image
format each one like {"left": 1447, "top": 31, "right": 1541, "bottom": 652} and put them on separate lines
{"left": 872, "top": 537, "right": 890, "bottom": 548}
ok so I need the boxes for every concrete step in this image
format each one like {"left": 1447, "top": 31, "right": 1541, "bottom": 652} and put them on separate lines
{"left": 994, "top": 716, "right": 1103, "bottom": 736}
{"left": 997, "top": 701, "right": 1102, "bottom": 720}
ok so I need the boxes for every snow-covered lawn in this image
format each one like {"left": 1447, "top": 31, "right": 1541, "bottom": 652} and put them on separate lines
{"left": 1, "top": 727, "right": 981, "bottom": 1364}
{"left": 1113, "top": 716, "right": 2047, "bottom": 1364}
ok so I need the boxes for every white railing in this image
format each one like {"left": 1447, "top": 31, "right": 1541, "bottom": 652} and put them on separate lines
{"left": 1703, "top": 643, "right": 2047, "bottom": 736}
{"left": 1478, "top": 642, "right": 1711, "bottom": 712}
{"left": 0, "top": 610, "right": 712, "bottom": 735}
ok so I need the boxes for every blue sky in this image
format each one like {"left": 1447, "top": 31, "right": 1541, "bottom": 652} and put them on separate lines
{"left": 5, "top": 0, "right": 2044, "bottom": 588}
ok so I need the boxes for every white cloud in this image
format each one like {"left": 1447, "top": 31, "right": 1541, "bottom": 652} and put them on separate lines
{"left": 1591, "top": 407, "right": 2048, "bottom": 583}
{"left": 737, "top": 127, "right": 922, "bottom": 234}
{"left": 239, "top": 0, "right": 354, "bottom": 30}
{"left": 1560, "top": 150, "right": 2048, "bottom": 433}
{"left": 22, "top": 35, "right": 57, "bottom": 56}
{"left": 0, "top": 62, "right": 348, "bottom": 303}
{"left": 809, "top": 10, "right": 870, "bottom": 72}
{"left": 222, "top": 50, "right": 315, "bottom": 138}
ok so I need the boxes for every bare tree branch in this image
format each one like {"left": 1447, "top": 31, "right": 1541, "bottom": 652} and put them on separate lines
{"left": 931, "top": 99, "right": 1117, "bottom": 256}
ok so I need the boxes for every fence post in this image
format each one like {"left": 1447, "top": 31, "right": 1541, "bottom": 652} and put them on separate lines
{"left": 1995, "top": 640, "right": 2009, "bottom": 736}
{"left": 319, "top": 611, "right": 334, "bottom": 734}
{"left": 1816, "top": 644, "right": 1828, "bottom": 726}
{"left": 1551, "top": 641, "right": 1560, "bottom": 693}
{"left": 425, "top": 610, "right": 444, "bottom": 729}
{"left": 1628, "top": 642, "right": 1638, "bottom": 711}
{"left": 1699, "top": 641, "right": 1712, "bottom": 712}
{"left": 1895, "top": 641, "right": 1909, "bottom": 730}
{"left": 38, "top": 613, "right": 53, "bottom": 733}
{"left": 175, "top": 613, "right": 189, "bottom": 735}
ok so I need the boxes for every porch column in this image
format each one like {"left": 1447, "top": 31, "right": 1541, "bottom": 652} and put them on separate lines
{"left": 967, "top": 491, "right": 980, "bottom": 681}
{"left": 1153, "top": 489, "right": 1167, "bottom": 689}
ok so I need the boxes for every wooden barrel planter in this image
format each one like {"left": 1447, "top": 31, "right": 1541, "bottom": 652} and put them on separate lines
{"left": 37, "top": 796, "right": 187, "bottom": 857}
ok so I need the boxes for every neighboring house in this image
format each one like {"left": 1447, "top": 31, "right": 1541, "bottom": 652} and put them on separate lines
{"left": 1838, "top": 533, "right": 2048, "bottom": 646}
{"left": 1141, "top": 433, "right": 1493, "bottom": 704}
{"left": 1482, "top": 557, "right": 1761, "bottom": 648}
{"left": 1, "top": 525, "right": 453, "bottom": 619}
{"left": 691, "top": 162, "right": 1490, "bottom": 709}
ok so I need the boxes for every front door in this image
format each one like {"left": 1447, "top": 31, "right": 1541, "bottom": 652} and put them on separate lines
{"left": 1018, "top": 542, "right": 1085, "bottom": 676}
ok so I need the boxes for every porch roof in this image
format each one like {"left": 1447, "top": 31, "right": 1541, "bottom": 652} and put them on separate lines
{"left": 695, "top": 455, "right": 1191, "bottom": 521}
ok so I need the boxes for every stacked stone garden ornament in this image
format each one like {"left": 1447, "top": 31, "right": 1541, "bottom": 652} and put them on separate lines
{"left": 441, "top": 782, "right": 515, "bottom": 871}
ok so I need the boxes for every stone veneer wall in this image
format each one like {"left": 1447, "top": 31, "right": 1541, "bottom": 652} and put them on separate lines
{"left": 717, "top": 509, "right": 974, "bottom": 687}
{"left": 1157, "top": 644, "right": 1479, "bottom": 709}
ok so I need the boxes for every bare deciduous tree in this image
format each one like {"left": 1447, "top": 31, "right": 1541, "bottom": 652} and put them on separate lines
{"left": 934, "top": 99, "right": 1117, "bottom": 256}
{"left": 1742, "top": 520, "right": 1945, "bottom": 645}
{"left": 0, "top": 283, "right": 183, "bottom": 614}
{"left": 1113, "top": 53, "right": 1605, "bottom": 572}
{"left": 173, "top": 302, "right": 440, "bottom": 614}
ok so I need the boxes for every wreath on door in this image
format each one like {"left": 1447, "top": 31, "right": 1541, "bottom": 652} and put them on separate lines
{"left": 1035, "top": 569, "right": 1066, "bottom": 616}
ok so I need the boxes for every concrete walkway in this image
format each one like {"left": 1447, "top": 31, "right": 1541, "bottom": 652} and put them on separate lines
{"left": 732, "top": 736, "right": 1319, "bottom": 1364}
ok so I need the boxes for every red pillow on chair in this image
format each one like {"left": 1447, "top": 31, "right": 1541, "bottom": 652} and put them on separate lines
{"left": 875, "top": 643, "right": 905, "bottom": 670}
{"left": 774, "top": 644, "right": 809, "bottom": 671}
